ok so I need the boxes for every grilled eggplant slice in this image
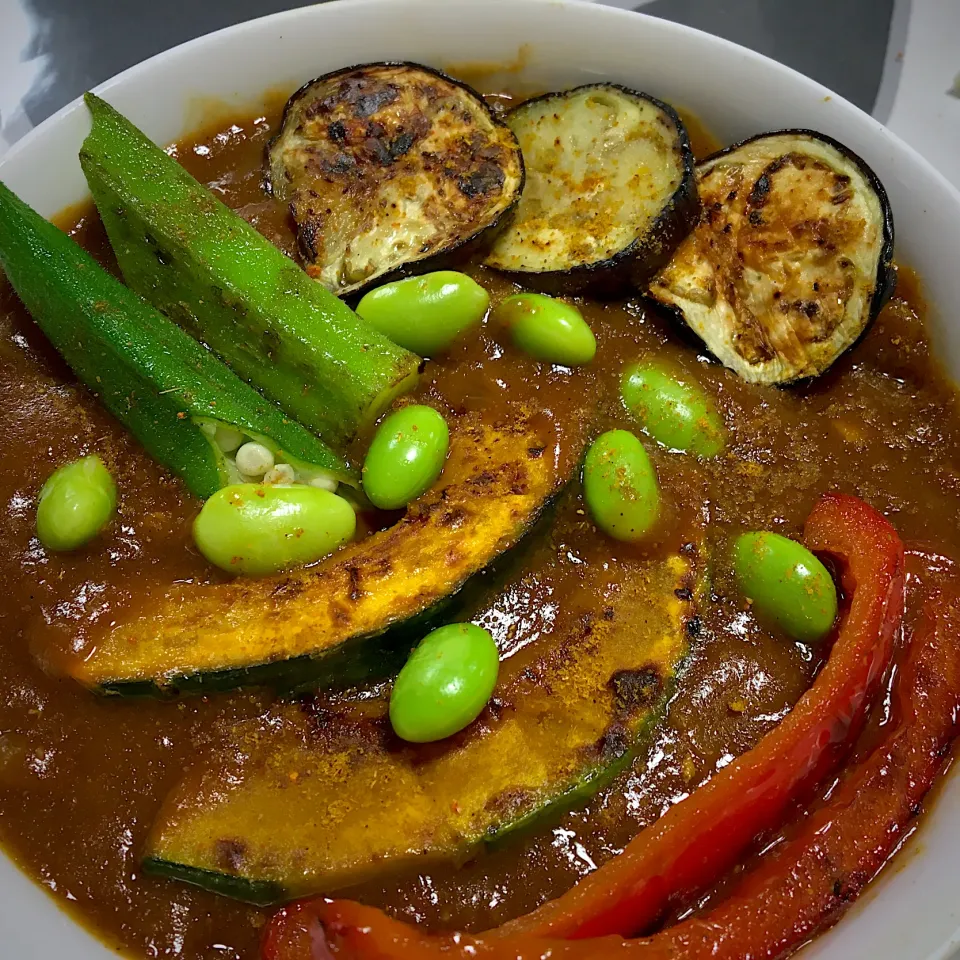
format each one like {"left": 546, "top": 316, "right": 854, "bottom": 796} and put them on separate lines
{"left": 266, "top": 62, "right": 524, "bottom": 296}
{"left": 648, "top": 130, "right": 895, "bottom": 384}
{"left": 483, "top": 84, "right": 698, "bottom": 294}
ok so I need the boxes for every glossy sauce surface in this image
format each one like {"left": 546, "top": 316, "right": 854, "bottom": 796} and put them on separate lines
{"left": 1, "top": 90, "right": 960, "bottom": 960}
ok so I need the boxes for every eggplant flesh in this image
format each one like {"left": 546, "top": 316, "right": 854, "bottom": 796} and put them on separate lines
{"left": 266, "top": 62, "right": 524, "bottom": 296}
{"left": 648, "top": 130, "right": 895, "bottom": 385}
{"left": 484, "top": 84, "right": 698, "bottom": 294}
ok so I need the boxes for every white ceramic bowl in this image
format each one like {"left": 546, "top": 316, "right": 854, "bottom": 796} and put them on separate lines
{"left": 3, "top": 1, "right": 960, "bottom": 957}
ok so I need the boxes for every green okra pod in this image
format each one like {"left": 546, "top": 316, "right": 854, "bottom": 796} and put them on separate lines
{"left": 80, "top": 93, "right": 422, "bottom": 447}
{"left": 0, "top": 179, "right": 354, "bottom": 500}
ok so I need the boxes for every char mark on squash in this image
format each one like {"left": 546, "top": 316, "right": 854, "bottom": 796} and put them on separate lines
{"left": 610, "top": 666, "right": 663, "bottom": 718}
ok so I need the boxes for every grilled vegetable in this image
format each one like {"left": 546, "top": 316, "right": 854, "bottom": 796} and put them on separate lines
{"left": 648, "top": 130, "right": 895, "bottom": 385}
{"left": 67, "top": 408, "right": 572, "bottom": 694}
{"left": 0, "top": 180, "right": 351, "bottom": 500}
{"left": 484, "top": 84, "right": 698, "bottom": 293}
{"left": 266, "top": 62, "right": 524, "bottom": 296}
{"left": 145, "top": 551, "right": 695, "bottom": 902}
{"left": 80, "top": 93, "right": 421, "bottom": 447}
{"left": 275, "top": 495, "right": 904, "bottom": 957}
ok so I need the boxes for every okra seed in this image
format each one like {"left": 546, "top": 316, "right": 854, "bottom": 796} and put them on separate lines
{"left": 264, "top": 463, "right": 296, "bottom": 485}
{"left": 309, "top": 473, "right": 339, "bottom": 493}
{"left": 235, "top": 442, "right": 274, "bottom": 477}
{"left": 214, "top": 425, "right": 245, "bottom": 453}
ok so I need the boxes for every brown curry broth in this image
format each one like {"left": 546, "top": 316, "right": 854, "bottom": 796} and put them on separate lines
{"left": 0, "top": 94, "right": 958, "bottom": 960}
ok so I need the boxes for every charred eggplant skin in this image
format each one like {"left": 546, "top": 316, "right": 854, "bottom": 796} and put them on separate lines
{"left": 266, "top": 62, "right": 524, "bottom": 296}
{"left": 648, "top": 129, "right": 895, "bottom": 385}
{"left": 484, "top": 84, "right": 699, "bottom": 295}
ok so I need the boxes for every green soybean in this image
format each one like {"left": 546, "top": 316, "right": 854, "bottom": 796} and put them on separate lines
{"left": 356, "top": 271, "right": 489, "bottom": 356}
{"left": 621, "top": 361, "right": 726, "bottom": 457}
{"left": 36, "top": 455, "right": 117, "bottom": 551}
{"left": 492, "top": 292, "right": 596, "bottom": 366}
{"left": 583, "top": 429, "right": 660, "bottom": 541}
{"left": 390, "top": 623, "right": 500, "bottom": 743}
{"left": 363, "top": 405, "right": 449, "bottom": 510}
{"left": 193, "top": 483, "right": 356, "bottom": 576}
{"left": 732, "top": 531, "right": 838, "bottom": 644}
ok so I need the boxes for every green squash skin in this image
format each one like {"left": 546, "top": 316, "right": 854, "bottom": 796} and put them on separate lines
{"left": 139, "top": 701, "right": 667, "bottom": 909}
{"left": 481, "top": 685, "right": 671, "bottom": 848}
{"left": 80, "top": 93, "right": 421, "bottom": 447}
{"left": 0, "top": 181, "right": 352, "bottom": 500}
{"left": 141, "top": 682, "right": 657, "bottom": 906}
{"left": 143, "top": 860, "right": 284, "bottom": 907}
{"left": 136, "top": 515, "right": 568, "bottom": 907}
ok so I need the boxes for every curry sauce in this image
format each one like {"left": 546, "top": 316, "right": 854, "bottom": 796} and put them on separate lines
{"left": 1, "top": 93, "right": 960, "bottom": 960}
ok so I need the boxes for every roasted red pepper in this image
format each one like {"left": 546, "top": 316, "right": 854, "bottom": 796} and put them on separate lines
{"left": 262, "top": 493, "right": 907, "bottom": 960}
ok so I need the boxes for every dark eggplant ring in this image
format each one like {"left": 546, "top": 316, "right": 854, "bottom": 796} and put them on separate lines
{"left": 648, "top": 129, "right": 895, "bottom": 385}
{"left": 483, "top": 83, "right": 699, "bottom": 296}
{"left": 266, "top": 62, "right": 524, "bottom": 296}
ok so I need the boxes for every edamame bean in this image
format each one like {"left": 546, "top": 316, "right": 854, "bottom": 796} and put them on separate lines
{"left": 193, "top": 483, "right": 356, "bottom": 576}
{"left": 390, "top": 623, "right": 500, "bottom": 742}
{"left": 357, "top": 271, "right": 489, "bottom": 356}
{"left": 732, "top": 531, "right": 838, "bottom": 644}
{"left": 492, "top": 292, "right": 596, "bottom": 366}
{"left": 621, "top": 361, "right": 726, "bottom": 457}
{"left": 36, "top": 455, "right": 117, "bottom": 551}
{"left": 583, "top": 429, "right": 660, "bottom": 541}
{"left": 363, "top": 405, "right": 449, "bottom": 510}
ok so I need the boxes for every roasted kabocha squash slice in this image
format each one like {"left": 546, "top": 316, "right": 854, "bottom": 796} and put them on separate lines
{"left": 144, "top": 542, "right": 697, "bottom": 903}
{"left": 66, "top": 407, "right": 574, "bottom": 695}
{"left": 648, "top": 130, "right": 895, "bottom": 384}
{"left": 266, "top": 62, "right": 524, "bottom": 295}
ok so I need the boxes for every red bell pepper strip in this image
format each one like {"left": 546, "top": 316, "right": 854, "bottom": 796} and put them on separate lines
{"left": 638, "top": 584, "right": 960, "bottom": 959}
{"left": 262, "top": 580, "right": 958, "bottom": 960}
{"left": 262, "top": 492, "right": 905, "bottom": 960}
